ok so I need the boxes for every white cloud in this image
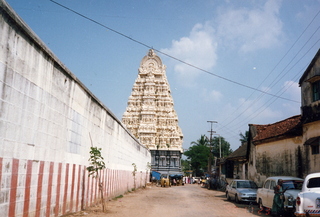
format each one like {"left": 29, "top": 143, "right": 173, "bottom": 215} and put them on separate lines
{"left": 161, "top": 0, "right": 284, "bottom": 88}
{"left": 216, "top": 0, "right": 284, "bottom": 52}
{"left": 210, "top": 90, "right": 223, "bottom": 102}
{"left": 161, "top": 22, "right": 218, "bottom": 87}
{"left": 201, "top": 88, "right": 223, "bottom": 102}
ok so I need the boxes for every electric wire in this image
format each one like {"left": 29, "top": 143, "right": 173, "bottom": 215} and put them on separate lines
{"left": 221, "top": 10, "right": 320, "bottom": 126}
{"left": 217, "top": 22, "right": 320, "bottom": 136}
{"left": 48, "top": 0, "right": 320, "bottom": 147}
{"left": 220, "top": 37, "right": 320, "bottom": 135}
{"left": 220, "top": 24, "right": 320, "bottom": 130}
{"left": 49, "top": 0, "right": 299, "bottom": 103}
{"left": 225, "top": 38, "right": 320, "bottom": 134}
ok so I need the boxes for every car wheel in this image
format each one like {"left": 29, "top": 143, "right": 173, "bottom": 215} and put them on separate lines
{"left": 235, "top": 194, "right": 240, "bottom": 203}
{"left": 226, "top": 192, "right": 231, "bottom": 201}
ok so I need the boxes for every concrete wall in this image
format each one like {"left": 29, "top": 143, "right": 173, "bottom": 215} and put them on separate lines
{"left": 247, "top": 136, "right": 307, "bottom": 187}
{"left": 302, "top": 120, "right": 320, "bottom": 173}
{"left": 0, "top": 1, "right": 151, "bottom": 216}
{"left": 300, "top": 53, "right": 320, "bottom": 108}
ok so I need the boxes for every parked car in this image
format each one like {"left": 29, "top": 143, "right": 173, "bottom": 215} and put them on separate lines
{"left": 295, "top": 172, "right": 320, "bottom": 216}
{"left": 226, "top": 180, "right": 258, "bottom": 203}
{"left": 257, "top": 176, "right": 304, "bottom": 214}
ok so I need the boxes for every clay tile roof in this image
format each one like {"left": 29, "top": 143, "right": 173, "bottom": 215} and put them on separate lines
{"left": 251, "top": 115, "right": 301, "bottom": 142}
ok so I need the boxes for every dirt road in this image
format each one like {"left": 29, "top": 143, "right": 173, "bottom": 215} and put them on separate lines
{"left": 68, "top": 184, "right": 269, "bottom": 217}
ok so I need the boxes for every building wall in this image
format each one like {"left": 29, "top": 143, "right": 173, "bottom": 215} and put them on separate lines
{"left": 0, "top": 1, "right": 150, "bottom": 216}
{"left": 247, "top": 136, "right": 307, "bottom": 187}
{"left": 300, "top": 53, "right": 320, "bottom": 108}
{"left": 302, "top": 120, "right": 320, "bottom": 173}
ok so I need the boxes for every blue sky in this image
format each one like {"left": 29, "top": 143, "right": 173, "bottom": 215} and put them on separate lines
{"left": 6, "top": 0, "right": 320, "bottom": 152}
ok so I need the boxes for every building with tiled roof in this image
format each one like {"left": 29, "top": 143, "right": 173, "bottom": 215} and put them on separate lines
{"left": 225, "top": 142, "right": 248, "bottom": 179}
{"left": 250, "top": 115, "right": 302, "bottom": 144}
{"left": 246, "top": 49, "right": 320, "bottom": 186}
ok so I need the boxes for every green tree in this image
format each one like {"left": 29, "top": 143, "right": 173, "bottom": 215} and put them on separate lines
{"left": 239, "top": 131, "right": 249, "bottom": 143}
{"left": 181, "top": 159, "right": 191, "bottom": 173}
{"left": 87, "top": 146, "right": 106, "bottom": 211}
{"left": 184, "top": 135, "right": 210, "bottom": 176}
{"left": 210, "top": 136, "right": 233, "bottom": 158}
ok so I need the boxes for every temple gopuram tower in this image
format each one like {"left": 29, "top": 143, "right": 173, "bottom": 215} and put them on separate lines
{"left": 122, "top": 49, "right": 183, "bottom": 173}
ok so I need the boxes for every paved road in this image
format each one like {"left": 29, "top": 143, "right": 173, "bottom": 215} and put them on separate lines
{"left": 76, "top": 184, "right": 270, "bottom": 217}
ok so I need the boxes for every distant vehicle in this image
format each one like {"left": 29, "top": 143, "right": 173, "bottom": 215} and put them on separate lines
{"left": 169, "top": 174, "right": 184, "bottom": 186}
{"left": 193, "top": 177, "right": 200, "bottom": 184}
{"left": 226, "top": 180, "right": 258, "bottom": 203}
{"left": 160, "top": 174, "right": 171, "bottom": 187}
{"left": 257, "top": 176, "right": 303, "bottom": 214}
{"left": 295, "top": 172, "right": 320, "bottom": 216}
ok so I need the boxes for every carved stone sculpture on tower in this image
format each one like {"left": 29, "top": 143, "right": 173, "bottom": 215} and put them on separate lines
{"left": 122, "top": 49, "right": 183, "bottom": 155}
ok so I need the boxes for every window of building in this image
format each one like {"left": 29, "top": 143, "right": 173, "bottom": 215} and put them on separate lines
{"left": 311, "top": 144, "right": 320, "bottom": 155}
{"left": 160, "top": 158, "right": 165, "bottom": 166}
{"left": 308, "top": 137, "right": 320, "bottom": 155}
{"left": 312, "top": 80, "right": 320, "bottom": 102}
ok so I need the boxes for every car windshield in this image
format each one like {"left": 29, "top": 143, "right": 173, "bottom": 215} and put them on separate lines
{"left": 237, "top": 181, "right": 258, "bottom": 189}
{"left": 307, "top": 177, "right": 320, "bottom": 188}
{"left": 282, "top": 180, "right": 303, "bottom": 190}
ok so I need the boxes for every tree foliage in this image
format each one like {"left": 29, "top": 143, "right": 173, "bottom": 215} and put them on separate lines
{"left": 181, "top": 159, "right": 191, "bottom": 173}
{"left": 184, "top": 135, "right": 210, "bottom": 176}
{"left": 87, "top": 147, "right": 106, "bottom": 177}
{"left": 184, "top": 135, "right": 233, "bottom": 176}
{"left": 239, "top": 131, "right": 249, "bottom": 143}
{"left": 87, "top": 146, "right": 106, "bottom": 211}
{"left": 210, "top": 136, "right": 233, "bottom": 158}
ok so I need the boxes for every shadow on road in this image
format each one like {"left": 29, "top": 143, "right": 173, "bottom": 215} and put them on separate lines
{"left": 211, "top": 190, "right": 271, "bottom": 216}
{"left": 231, "top": 201, "right": 270, "bottom": 216}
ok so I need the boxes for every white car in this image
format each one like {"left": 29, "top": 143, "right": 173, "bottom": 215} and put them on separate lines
{"left": 295, "top": 173, "right": 320, "bottom": 216}
{"left": 257, "top": 176, "right": 304, "bottom": 214}
{"left": 226, "top": 180, "right": 258, "bottom": 203}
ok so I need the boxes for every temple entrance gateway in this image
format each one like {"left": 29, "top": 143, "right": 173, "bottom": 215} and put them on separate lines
{"left": 122, "top": 49, "right": 183, "bottom": 173}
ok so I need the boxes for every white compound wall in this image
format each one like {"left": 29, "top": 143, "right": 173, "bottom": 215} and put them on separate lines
{"left": 0, "top": 1, "right": 151, "bottom": 216}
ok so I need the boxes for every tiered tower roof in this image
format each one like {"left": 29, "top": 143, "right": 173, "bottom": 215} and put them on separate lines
{"left": 122, "top": 49, "right": 183, "bottom": 152}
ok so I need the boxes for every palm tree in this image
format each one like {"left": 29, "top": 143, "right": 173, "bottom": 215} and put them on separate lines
{"left": 190, "top": 134, "right": 209, "bottom": 147}
{"left": 184, "top": 135, "right": 210, "bottom": 176}
{"left": 239, "top": 131, "right": 249, "bottom": 143}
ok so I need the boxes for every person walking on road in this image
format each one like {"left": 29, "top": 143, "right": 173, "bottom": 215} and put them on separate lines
{"left": 271, "top": 179, "right": 287, "bottom": 216}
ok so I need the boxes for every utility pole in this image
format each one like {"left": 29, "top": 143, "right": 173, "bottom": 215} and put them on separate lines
{"left": 207, "top": 121, "right": 217, "bottom": 175}
{"left": 214, "top": 134, "right": 222, "bottom": 158}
